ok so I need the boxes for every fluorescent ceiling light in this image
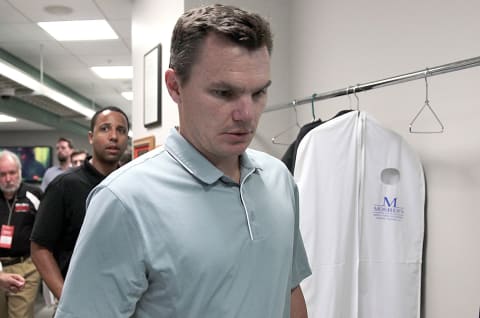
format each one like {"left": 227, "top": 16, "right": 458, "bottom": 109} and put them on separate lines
{"left": 0, "top": 113, "right": 17, "bottom": 123}
{"left": 91, "top": 66, "right": 133, "bottom": 79}
{"left": 0, "top": 59, "right": 95, "bottom": 119}
{"left": 0, "top": 61, "right": 41, "bottom": 91}
{"left": 121, "top": 91, "right": 133, "bottom": 101}
{"left": 41, "top": 85, "right": 96, "bottom": 118}
{"left": 38, "top": 19, "right": 118, "bottom": 41}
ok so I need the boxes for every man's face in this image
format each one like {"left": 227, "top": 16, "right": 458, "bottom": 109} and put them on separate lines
{"left": 0, "top": 155, "right": 21, "bottom": 195}
{"left": 71, "top": 153, "right": 87, "bottom": 167}
{"left": 57, "top": 141, "right": 73, "bottom": 163}
{"left": 88, "top": 110, "right": 129, "bottom": 164}
{"left": 166, "top": 33, "right": 271, "bottom": 166}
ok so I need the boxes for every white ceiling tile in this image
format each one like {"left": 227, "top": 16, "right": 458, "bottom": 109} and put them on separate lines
{"left": 109, "top": 20, "right": 132, "bottom": 48}
{"left": 42, "top": 56, "right": 86, "bottom": 72}
{"left": 61, "top": 40, "right": 130, "bottom": 56}
{"left": 8, "top": 0, "right": 104, "bottom": 22}
{"left": 0, "top": 24, "right": 54, "bottom": 42}
{"left": 77, "top": 54, "right": 131, "bottom": 66}
{"left": 0, "top": 1, "right": 30, "bottom": 23}
{"left": 94, "top": 0, "right": 133, "bottom": 19}
{"left": 1, "top": 41, "right": 72, "bottom": 66}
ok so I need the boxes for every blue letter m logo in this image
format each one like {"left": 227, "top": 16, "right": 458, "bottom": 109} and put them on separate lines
{"left": 384, "top": 197, "right": 397, "bottom": 207}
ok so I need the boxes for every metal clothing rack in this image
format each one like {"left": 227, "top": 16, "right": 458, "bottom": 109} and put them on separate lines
{"left": 264, "top": 56, "right": 480, "bottom": 113}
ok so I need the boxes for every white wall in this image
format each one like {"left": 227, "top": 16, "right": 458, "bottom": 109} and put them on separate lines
{"left": 132, "top": 0, "right": 480, "bottom": 317}
{"left": 289, "top": 0, "right": 480, "bottom": 317}
{"left": 131, "top": 0, "right": 184, "bottom": 145}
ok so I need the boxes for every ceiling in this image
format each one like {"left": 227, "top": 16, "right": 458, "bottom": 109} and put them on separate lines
{"left": 0, "top": 0, "right": 132, "bottom": 133}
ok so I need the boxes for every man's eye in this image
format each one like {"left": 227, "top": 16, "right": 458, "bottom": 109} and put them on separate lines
{"left": 213, "top": 89, "right": 232, "bottom": 98}
{"left": 253, "top": 88, "right": 267, "bottom": 99}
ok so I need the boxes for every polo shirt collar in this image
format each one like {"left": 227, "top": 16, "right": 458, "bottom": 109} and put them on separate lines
{"left": 165, "top": 128, "right": 261, "bottom": 185}
{"left": 82, "top": 156, "right": 108, "bottom": 182}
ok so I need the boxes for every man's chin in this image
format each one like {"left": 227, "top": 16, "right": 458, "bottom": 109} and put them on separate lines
{"left": 0, "top": 186, "right": 19, "bottom": 194}
{"left": 225, "top": 144, "right": 249, "bottom": 157}
{"left": 101, "top": 155, "right": 122, "bottom": 164}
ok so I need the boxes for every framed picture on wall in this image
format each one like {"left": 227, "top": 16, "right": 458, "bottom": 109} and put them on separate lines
{"left": 143, "top": 43, "right": 162, "bottom": 127}
{"left": 133, "top": 135, "right": 156, "bottom": 158}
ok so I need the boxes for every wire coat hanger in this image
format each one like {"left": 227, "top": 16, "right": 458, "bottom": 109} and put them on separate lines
{"left": 271, "top": 100, "right": 301, "bottom": 145}
{"left": 409, "top": 68, "right": 445, "bottom": 134}
{"left": 311, "top": 93, "right": 317, "bottom": 121}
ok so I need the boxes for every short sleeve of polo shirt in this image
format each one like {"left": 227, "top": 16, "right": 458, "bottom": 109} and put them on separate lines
{"left": 56, "top": 186, "right": 147, "bottom": 317}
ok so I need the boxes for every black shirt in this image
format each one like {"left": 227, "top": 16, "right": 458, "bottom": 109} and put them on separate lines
{"left": 281, "top": 110, "right": 354, "bottom": 173}
{"left": 31, "top": 158, "right": 105, "bottom": 277}
{"left": 0, "top": 182, "right": 42, "bottom": 257}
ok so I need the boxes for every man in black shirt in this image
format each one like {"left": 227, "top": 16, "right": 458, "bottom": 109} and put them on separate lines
{"left": 0, "top": 150, "right": 42, "bottom": 318}
{"left": 30, "top": 106, "right": 129, "bottom": 300}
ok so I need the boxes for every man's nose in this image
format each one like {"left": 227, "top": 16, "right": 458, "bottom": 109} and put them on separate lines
{"left": 232, "top": 96, "right": 254, "bottom": 121}
{"left": 109, "top": 129, "right": 119, "bottom": 140}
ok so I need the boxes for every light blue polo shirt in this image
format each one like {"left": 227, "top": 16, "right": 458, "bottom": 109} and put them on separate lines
{"left": 56, "top": 128, "right": 311, "bottom": 318}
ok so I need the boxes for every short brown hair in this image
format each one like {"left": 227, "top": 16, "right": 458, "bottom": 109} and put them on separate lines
{"left": 70, "top": 149, "right": 89, "bottom": 159}
{"left": 169, "top": 4, "right": 273, "bottom": 84}
{"left": 57, "top": 137, "right": 74, "bottom": 149}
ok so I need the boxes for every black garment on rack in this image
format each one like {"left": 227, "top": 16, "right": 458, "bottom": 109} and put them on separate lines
{"left": 281, "top": 119, "right": 323, "bottom": 174}
{"left": 281, "top": 109, "right": 353, "bottom": 174}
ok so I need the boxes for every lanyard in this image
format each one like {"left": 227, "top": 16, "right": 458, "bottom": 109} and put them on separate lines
{"left": 5, "top": 196, "right": 17, "bottom": 226}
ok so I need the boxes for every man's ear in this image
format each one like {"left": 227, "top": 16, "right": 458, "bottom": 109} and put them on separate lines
{"left": 165, "top": 69, "right": 181, "bottom": 103}
{"left": 88, "top": 131, "right": 93, "bottom": 145}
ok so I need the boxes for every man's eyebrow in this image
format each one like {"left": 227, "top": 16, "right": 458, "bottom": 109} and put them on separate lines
{"left": 210, "top": 80, "right": 272, "bottom": 92}
{"left": 260, "top": 80, "right": 272, "bottom": 91}
{"left": 210, "top": 81, "right": 235, "bottom": 89}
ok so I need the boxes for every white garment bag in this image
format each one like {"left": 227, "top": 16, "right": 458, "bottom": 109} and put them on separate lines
{"left": 295, "top": 111, "right": 424, "bottom": 318}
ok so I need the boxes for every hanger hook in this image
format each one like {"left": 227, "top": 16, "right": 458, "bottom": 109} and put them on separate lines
{"left": 409, "top": 67, "right": 445, "bottom": 133}
{"left": 424, "top": 67, "right": 429, "bottom": 103}
{"left": 292, "top": 100, "right": 300, "bottom": 127}
{"left": 311, "top": 93, "right": 317, "bottom": 120}
{"left": 353, "top": 85, "right": 360, "bottom": 111}
{"left": 346, "top": 85, "right": 353, "bottom": 109}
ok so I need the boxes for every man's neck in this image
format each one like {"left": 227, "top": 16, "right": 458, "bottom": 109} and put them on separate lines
{"left": 90, "top": 157, "right": 118, "bottom": 177}
{"left": 2, "top": 191, "right": 15, "bottom": 201}
{"left": 215, "top": 158, "right": 242, "bottom": 184}
{"left": 59, "top": 161, "right": 71, "bottom": 170}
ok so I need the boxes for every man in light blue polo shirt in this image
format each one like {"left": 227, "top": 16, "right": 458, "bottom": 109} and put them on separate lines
{"left": 56, "top": 4, "right": 311, "bottom": 318}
